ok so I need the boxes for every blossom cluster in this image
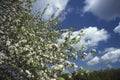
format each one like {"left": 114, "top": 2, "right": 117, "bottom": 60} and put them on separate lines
{"left": 0, "top": 0, "right": 90, "bottom": 80}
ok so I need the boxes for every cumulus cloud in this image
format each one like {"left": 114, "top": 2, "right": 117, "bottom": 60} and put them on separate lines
{"left": 83, "top": 0, "right": 120, "bottom": 20}
{"left": 82, "top": 27, "right": 109, "bottom": 47}
{"left": 101, "top": 48, "right": 120, "bottom": 63}
{"left": 87, "top": 48, "right": 120, "bottom": 66}
{"left": 114, "top": 22, "right": 120, "bottom": 34}
{"left": 87, "top": 56, "right": 100, "bottom": 65}
{"left": 32, "top": 0, "right": 69, "bottom": 21}
{"left": 58, "top": 27, "right": 109, "bottom": 49}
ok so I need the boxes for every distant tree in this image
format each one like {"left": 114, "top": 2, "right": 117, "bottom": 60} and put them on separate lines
{"left": 0, "top": 0, "right": 88, "bottom": 80}
{"left": 61, "top": 68, "right": 120, "bottom": 80}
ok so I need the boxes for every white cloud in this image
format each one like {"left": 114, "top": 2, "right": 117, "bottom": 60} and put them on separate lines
{"left": 87, "top": 56, "right": 100, "bottom": 65}
{"left": 83, "top": 0, "right": 120, "bottom": 20}
{"left": 82, "top": 27, "right": 109, "bottom": 47}
{"left": 114, "top": 22, "right": 120, "bottom": 34}
{"left": 107, "top": 64, "right": 112, "bottom": 68}
{"left": 84, "top": 53, "right": 93, "bottom": 61}
{"left": 32, "top": 0, "right": 69, "bottom": 21}
{"left": 87, "top": 48, "right": 120, "bottom": 66}
{"left": 59, "top": 7, "right": 73, "bottom": 21}
{"left": 58, "top": 27, "right": 109, "bottom": 49}
{"left": 101, "top": 48, "right": 120, "bottom": 63}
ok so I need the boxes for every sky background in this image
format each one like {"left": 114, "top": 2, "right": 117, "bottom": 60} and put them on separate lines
{"left": 32, "top": 0, "right": 120, "bottom": 70}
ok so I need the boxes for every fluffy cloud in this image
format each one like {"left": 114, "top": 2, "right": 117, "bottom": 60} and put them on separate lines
{"left": 87, "top": 56, "right": 100, "bottom": 65}
{"left": 58, "top": 27, "right": 109, "bottom": 48}
{"left": 87, "top": 48, "right": 120, "bottom": 66}
{"left": 101, "top": 48, "right": 120, "bottom": 63}
{"left": 114, "top": 22, "right": 120, "bottom": 34}
{"left": 32, "top": 0, "right": 69, "bottom": 21}
{"left": 82, "top": 27, "right": 108, "bottom": 47}
{"left": 83, "top": 0, "right": 120, "bottom": 20}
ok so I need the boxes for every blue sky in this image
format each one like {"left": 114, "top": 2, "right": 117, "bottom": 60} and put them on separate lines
{"left": 32, "top": 0, "right": 120, "bottom": 70}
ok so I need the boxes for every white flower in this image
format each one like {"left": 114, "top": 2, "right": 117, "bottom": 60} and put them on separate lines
{"left": 41, "top": 62, "right": 44, "bottom": 68}
{"left": 90, "top": 49, "right": 96, "bottom": 54}
{"left": 81, "top": 53, "right": 88, "bottom": 59}
{"left": 74, "top": 65, "right": 78, "bottom": 69}
{"left": 64, "top": 61, "right": 71, "bottom": 66}
{"left": 51, "top": 44, "right": 58, "bottom": 50}
{"left": 0, "top": 30, "right": 4, "bottom": 34}
{"left": 59, "top": 59, "right": 64, "bottom": 62}
{"left": 6, "top": 40, "right": 11, "bottom": 46}
{"left": 58, "top": 64, "right": 64, "bottom": 69}
{"left": 83, "top": 53, "right": 87, "bottom": 56}
{"left": 51, "top": 64, "right": 64, "bottom": 70}
{"left": 76, "top": 36, "right": 81, "bottom": 39}
{"left": 51, "top": 78, "right": 56, "bottom": 80}
{"left": 43, "top": 54, "right": 49, "bottom": 58}
{"left": 25, "top": 70, "right": 31, "bottom": 75}
{"left": 14, "top": 43, "right": 19, "bottom": 47}
{"left": 71, "top": 52, "right": 78, "bottom": 59}
{"left": 23, "top": 47, "right": 29, "bottom": 51}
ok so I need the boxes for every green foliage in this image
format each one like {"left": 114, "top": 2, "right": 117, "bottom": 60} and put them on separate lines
{"left": 62, "top": 68, "right": 120, "bottom": 80}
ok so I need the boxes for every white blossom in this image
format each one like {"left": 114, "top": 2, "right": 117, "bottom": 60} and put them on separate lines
{"left": 6, "top": 40, "right": 11, "bottom": 46}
